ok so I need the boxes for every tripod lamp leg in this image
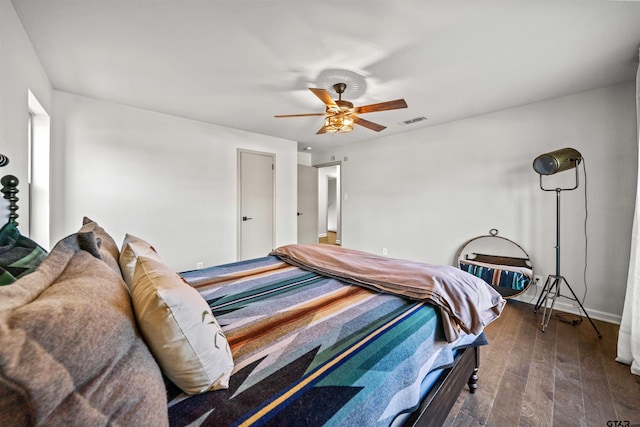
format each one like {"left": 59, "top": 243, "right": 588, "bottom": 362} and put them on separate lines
{"left": 540, "top": 276, "right": 560, "bottom": 332}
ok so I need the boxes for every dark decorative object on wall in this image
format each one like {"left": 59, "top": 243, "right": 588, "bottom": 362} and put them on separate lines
{"left": 0, "top": 175, "right": 48, "bottom": 286}
{"left": 0, "top": 154, "right": 9, "bottom": 167}
{"left": 1, "top": 175, "right": 19, "bottom": 226}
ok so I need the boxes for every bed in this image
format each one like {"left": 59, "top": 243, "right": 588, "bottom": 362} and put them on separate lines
{"left": 0, "top": 173, "right": 505, "bottom": 427}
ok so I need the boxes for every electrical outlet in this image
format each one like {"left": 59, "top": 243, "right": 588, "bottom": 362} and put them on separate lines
{"left": 382, "top": 248, "right": 388, "bottom": 256}
{"left": 196, "top": 262, "right": 204, "bottom": 269}
{"left": 534, "top": 275, "right": 544, "bottom": 285}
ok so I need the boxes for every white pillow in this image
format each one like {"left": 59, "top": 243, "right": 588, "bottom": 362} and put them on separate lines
{"left": 131, "top": 255, "right": 234, "bottom": 395}
{"left": 119, "top": 234, "right": 162, "bottom": 290}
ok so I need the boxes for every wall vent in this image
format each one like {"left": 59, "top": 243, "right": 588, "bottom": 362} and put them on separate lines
{"left": 398, "top": 116, "right": 427, "bottom": 126}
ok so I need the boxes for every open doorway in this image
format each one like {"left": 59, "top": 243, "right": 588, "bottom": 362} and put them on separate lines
{"left": 317, "top": 164, "right": 341, "bottom": 245}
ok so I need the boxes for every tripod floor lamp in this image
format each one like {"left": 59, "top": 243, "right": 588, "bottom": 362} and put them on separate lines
{"left": 532, "top": 147, "right": 601, "bottom": 337}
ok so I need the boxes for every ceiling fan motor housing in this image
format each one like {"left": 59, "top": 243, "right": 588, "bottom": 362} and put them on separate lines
{"left": 328, "top": 99, "right": 354, "bottom": 114}
{"left": 333, "top": 83, "right": 347, "bottom": 95}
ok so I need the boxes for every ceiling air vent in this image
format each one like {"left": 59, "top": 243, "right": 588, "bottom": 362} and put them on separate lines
{"left": 398, "top": 116, "right": 427, "bottom": 126}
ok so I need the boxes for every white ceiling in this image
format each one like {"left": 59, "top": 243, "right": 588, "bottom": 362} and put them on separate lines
{"left": 11, "top": 1, "right": 640, "bottom": 152}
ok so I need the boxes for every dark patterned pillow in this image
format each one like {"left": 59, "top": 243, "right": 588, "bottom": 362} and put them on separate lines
{"left": 0, "top": 222, "right": 47, "bottom": 286}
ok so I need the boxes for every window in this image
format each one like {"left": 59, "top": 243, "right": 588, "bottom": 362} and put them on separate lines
{"left": 27, "top": 90, "right": 50, "bottom": 249}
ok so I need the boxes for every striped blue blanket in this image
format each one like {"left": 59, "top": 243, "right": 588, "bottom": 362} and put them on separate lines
{"left": 168, "top": 256, "right": 485, "bottom": 426}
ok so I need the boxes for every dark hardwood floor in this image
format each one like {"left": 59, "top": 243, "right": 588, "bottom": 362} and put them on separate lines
{"left": 444, "top": 300, "right": 640, "bottom": 426}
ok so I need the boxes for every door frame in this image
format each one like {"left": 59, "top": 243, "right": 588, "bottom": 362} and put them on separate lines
{"left": 237, "top": 149, "right": 276, "bottom": 260}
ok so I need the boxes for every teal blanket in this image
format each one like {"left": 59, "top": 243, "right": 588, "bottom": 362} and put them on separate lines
{"left": 169, "top": 256, "right": 485, "bottom": 426}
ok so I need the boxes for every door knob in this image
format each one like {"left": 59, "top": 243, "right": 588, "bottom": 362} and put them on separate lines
{"left": 242, "top": 216, "right": 253, "bottom": 221}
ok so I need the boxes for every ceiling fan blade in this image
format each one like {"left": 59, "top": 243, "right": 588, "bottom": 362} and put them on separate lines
{"left": 355, "top": 99, "right": 408, "bottom": 114}
{"left": 274, "top": 112, "right": 326, "bottom": 118}
{"left": 354, "top": 116, "right": 387, "bottom": 132}
{"left": 309, "top": 88, "right": 338, "bottom": 108}
{"left": 316, "top": 124, "right": 328, "bottom": 135}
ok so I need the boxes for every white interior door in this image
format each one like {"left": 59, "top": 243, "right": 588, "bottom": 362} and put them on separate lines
{"left": 239, "top": 150, "right": 274, "bottom": 260}
{"left": 297, "top": 164, "right": 318, "bottom": 244}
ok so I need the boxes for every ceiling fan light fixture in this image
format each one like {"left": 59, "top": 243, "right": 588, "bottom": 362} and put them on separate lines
{"left": 325, "top": 113, "right": 354, "bottom": 133}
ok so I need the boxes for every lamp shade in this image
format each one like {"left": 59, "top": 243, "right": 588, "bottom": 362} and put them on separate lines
{"left": 324, "top": 113, "right": 354, "bottom": 133}
{"left": 532, "top": 147, "right": 582, "bottom": 175}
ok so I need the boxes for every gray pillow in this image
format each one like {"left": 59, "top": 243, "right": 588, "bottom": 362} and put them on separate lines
{"left": 78, "top": 217, "right": 121, "bottom": 275}
{"left": 0, "top": 231, "right": 168, "bottom": 426}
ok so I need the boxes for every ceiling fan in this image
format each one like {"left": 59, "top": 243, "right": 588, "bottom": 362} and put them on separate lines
{"left": 274, "top": 83, "right": 408, "bottom": 135}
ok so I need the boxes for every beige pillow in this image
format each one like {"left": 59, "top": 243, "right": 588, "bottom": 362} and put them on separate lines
{"left": 0, "top": 232, "right": 168, "bottom": 426}
{"left": 119, "top": 233, "right": 162, "bottom": 290}
{"left": 132, "top": 255, "right": 234, "bottom": 395}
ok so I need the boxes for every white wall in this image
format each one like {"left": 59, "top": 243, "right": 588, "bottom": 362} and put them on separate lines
{"left": 3, "top": 0, "right": 637, "bottom": 322}
{"left": 2, "top": 0, "right": 297, "bottom": 272}
{"left": 0, "top": 0, "right": 52, "bottom": 228}
{"left": 313, "top": 82, "right": 638, "bottom": 322}
{"left": 297, "top": 152, "right": 312, "bottom": 166}
{"left": 51, "top": 91, "right": 297, "bottom": 272}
